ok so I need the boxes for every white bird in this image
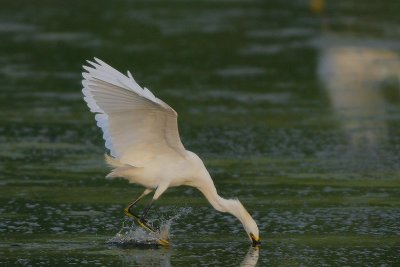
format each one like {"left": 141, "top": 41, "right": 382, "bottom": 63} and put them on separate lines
{"left": 81, "top": 58, "right": 260, "bottom": 246}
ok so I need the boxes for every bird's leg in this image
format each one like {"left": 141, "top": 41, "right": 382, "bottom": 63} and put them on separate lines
{"left": 140, "top": 200, "right": 154, "bottom": 223}
{"left": 139, "top": 184, "right": 168, "bottom": 223}
{"left": 124, "top": 189, "right": 159, "bottom": 233}
{"left": 124, "top": 188, "right": 153, "bottom": 218}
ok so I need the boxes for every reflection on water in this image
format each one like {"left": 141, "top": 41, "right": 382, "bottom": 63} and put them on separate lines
{"left": 114, "top": 248, "right": 172, "bottom": 267}
{"left": 240, "top": 246, "right": 259, "bottom": 267}
{"left": 318, "top": 37, "right": 400, "bottom": 150}
{"left": 314, "top": 0, "right": 400, "bottom": 152}
{"left": 112, "top": 246, "right": 259, "bottom": 267}
{"left": 112, "top": 247, "right": 260, "bottom": 267}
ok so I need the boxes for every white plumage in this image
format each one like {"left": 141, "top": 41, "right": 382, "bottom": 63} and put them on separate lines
{"left": 82, "top": 58, "right": 185, "bottom": 167}
{"left": 81, "top": 58, "right": 260, "bottom": 245}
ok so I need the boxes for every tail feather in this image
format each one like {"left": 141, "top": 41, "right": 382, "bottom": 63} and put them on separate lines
{"left": 104, "top": 154, "right": 137, "bottom": 180}
{"left": 106, "top": 166, "right": 133, "bottom": 179}
{"left": 104, "top": 154, "right": 126, "bottom": 168}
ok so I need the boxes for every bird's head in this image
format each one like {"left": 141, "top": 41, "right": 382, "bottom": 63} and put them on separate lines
{"left": 245, "top": 216, "right": 260, "bottom": 246}
{"left": 224, "top": 198, "right": 260, "bottom": 246}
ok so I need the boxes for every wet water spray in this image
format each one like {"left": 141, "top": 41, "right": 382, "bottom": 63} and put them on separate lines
{"left": 107, "top": 207, "right": 192, "bottom": 248}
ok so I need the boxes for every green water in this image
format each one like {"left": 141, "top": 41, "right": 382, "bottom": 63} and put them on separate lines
{"left": 1, "top": 0, "right": 400, "bottom": 266}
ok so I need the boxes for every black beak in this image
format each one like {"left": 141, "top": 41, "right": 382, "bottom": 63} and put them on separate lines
{"left": 250, "top": 234, "right": 261, "bottom": 247}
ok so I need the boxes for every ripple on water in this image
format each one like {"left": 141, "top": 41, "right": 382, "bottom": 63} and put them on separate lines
{"left": 261, "top": 207, "right": 400, "bottom": 235}
{"left": 0, "top": 22, "right": 36, "bottom": 33}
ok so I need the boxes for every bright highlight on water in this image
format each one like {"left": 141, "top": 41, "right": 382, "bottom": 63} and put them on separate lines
{"left": 81, "top": 58, "right": 260, "bottom": 246}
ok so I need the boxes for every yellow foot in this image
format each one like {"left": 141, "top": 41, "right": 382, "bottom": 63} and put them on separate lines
{"left": 157, "top": 238, "right": 170, "bottom": 247}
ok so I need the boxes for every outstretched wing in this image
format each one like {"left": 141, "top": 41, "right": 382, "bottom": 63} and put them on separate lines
{"left": 82, "top": 58, "right": 186, "bottom": 166}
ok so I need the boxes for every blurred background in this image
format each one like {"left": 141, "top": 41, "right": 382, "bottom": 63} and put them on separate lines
{"left": 0, "top": 0, "right": 399, "bottom": 266}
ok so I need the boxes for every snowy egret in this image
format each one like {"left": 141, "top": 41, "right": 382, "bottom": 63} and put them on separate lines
{"left": 81, "top": 58, "right": 260, "bottom": 246}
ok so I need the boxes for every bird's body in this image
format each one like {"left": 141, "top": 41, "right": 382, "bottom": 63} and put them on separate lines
{"left": 106, "top": 151, "right": 206, "bottom": 189}
{"left": 82, "top": 58, "right": 260, "bottom": 245}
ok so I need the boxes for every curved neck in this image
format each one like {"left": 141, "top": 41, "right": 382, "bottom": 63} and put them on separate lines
{"left": 195, "top": 174, "right": 250, "bottom": 226}
{"left": 197, "top": 180, "right": 227, "bottom": 212}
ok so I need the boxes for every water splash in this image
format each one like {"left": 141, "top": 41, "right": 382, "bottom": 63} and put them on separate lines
{"left": 107, "top": 207, "right": 192, "bottom": 248}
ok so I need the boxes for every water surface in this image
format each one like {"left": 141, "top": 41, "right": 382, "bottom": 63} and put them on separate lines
{"left": 1, "top": 0, "right": 400, "bottom": 266}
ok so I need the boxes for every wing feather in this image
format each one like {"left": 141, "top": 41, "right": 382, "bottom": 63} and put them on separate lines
{"left": 82, "top": 58, "right": 186, "bottom": 166}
